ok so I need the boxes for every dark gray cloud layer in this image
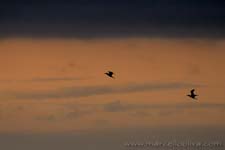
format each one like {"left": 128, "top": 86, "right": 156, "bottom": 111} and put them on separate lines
{"left": 1, "top": 0, "right": 225, "bottom": 38}
{"left": 0, "top": 126, "right": 224, "bottom": 150}
{"left": 5, "top": 82, "right": 200, "bottom": 100}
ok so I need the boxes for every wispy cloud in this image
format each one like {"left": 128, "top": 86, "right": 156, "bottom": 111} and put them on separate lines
{"left": 101, "top": 100, "right": 225, "bottom": 118}
{"left": 36, "top": 115, "right": 57, "bottom": 121}
{"left": 30, "top": 77, "right": 83, "bottom": 82}
{"left": 64, "top": 107, "right": 94, "bottom": 120}
{"left": 5, "top": 82, "right": 200, "bottom": 100}
{"left": 3, "top": 100, "right": 225, "bottom": 122}
{"left": 61, "top": 101, "right": 225, "bottom": 119}
{"left": 103, "top": 101, "right": 225, "bottom": 112}
{"left": 0, "top": 77, "right": 82, "bottom": 83}
{"left": 103, "top": 100, "right": 127, "bottom": 112}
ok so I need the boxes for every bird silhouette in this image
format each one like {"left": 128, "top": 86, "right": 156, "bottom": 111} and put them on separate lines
{"left": 187, "top": 89, "right": 198, "bottom": 100}
{"left": 105, "top": 71, "right": 115, "bottom": 79}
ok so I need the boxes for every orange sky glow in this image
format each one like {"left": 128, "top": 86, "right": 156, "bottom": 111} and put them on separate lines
{"left": 0, "top": 38, "right": 225, "bottom": 134}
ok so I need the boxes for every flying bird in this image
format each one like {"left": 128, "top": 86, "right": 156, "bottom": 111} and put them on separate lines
{"left": 187, "top": 89, "right": 198, "bottom": 100}
{"left": 105, "top": 71, "right": 115, "bottom": 79}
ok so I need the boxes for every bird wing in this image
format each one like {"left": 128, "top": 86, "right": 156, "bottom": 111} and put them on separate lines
{"left": 191, "top": 89, "right": 195, "bottom": 95}
{"left": 108, "top": 71, "right": 114, "bottom": 75}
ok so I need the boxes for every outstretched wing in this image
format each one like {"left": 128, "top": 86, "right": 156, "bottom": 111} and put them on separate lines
{"left": 191, "top": 89, "right": 195, "bottom": 95}
{"left": 108, "top": 71, "right": 114, "bottom": 75}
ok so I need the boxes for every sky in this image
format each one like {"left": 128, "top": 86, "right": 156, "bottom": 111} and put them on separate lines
{"left": 0, "top": 1, "right": 225, "bottom": 150}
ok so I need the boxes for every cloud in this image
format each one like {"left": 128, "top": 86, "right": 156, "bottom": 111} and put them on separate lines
{"left": 30, "top": 77, "right": 82, "bottom": 82}
{"left": 94, "top": 119, "right": 109, "bottom": 125}
{"left": 101, "top": 102, "right": 154, "bottom": 117}
{"left": 36, "top": 115, "right": 57, "bottom": 121}
{"left": 174, "top": 103, "right": 225, "bottom": 110}
{"left": 64, "top": 108, "right": 93, "bottom": 120}
{"left": 59, "top": 62, "right": 84, "bottom": 73}
{"left": 102, "top": 100, "right": 225, "bottom": 116}
{"left": 33, "top": 99, "right": 225, "bottom": 121}
{"left": 1, "top": 1, "right": 225, "bottom": 38}
{"left": 5, "top": 82, "right": 200, "bottom": 100}
{"left": 0, "top": 77, "right": 82, "bottom": 83}
{"left": 103, "top": 100, "right": 127, "bottom": 112}
{"left": 0, "top": 126, "right": 224, "bottom": 150}
{"left": 157, "top": 109, "right": 185, "bottom": 116}
{"left": 102, "top": 100, "right": 151, "bottom": 113}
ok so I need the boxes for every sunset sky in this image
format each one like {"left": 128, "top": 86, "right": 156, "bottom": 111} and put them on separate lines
{"left": 0, "top": 1, "right": 225, "bottom": 150}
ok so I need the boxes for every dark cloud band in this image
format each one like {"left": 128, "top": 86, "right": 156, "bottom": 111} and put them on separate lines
{"left": 1, "top": 0, "right": 225, "bottom": 38}
{"left": 2, "top": 82, "right": 200, "bottom": 100}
